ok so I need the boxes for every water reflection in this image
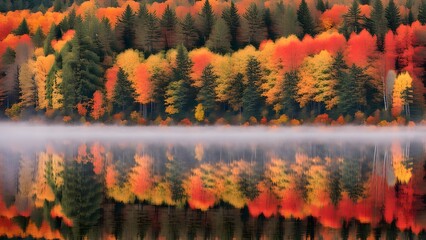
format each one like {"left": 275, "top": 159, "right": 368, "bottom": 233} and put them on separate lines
{"left": 0, "top": 128, "right": 425, "bottom": 239}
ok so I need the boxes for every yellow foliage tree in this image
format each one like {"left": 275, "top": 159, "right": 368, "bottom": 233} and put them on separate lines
{"left": 33, "top": 54, "right": 55, "bottom": 109}
{"left": 391, "top": 72, "right": 412, "bottom": 117}
{"left": 194, "top": 103, "right": 205, "bottom": 122}
{"left": 297, "top": 50, "right": 336, "bottom": 109}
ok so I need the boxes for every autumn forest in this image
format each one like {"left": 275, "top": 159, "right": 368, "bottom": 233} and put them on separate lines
{"left": 0, "top": 0, "right": 425, "bottom": 125}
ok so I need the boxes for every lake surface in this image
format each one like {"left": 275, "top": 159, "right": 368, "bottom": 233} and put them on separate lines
{"left": 0, "top": 125, "right": 425, "bottom": 239}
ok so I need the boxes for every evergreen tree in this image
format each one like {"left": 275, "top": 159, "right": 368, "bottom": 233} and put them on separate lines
{"left": 197, "top": 64, "right": 217, "bottom": 116}
{"left": 1, "top": 47, "right": 16, "bottom": 65}
{"left": 264, "top": 8, "right": 275, "bottom": 40}
{"left": 160, "top": 5, "right": 178, "bottom": 49}
{"left": 243, "top": 3, "right": 265, "bottom": 46}
{"left": 113, "top": 68, "right": 135, "bottom": 113}
{"left": 116, "top": 5, "right": 136, "bottom": 50}
{"left": 44, "top": 24, "right": 56, "bottom": 56}
{"left": 199, "top": 0, "right": 215, "bottom": 44}
{"left": 61, "top": 26, "right": 104, "bottom": 114}
{"left": 165, "top": 80, "right": 187, "bottom": 117}
{"left": 407, "top": 9, "right": 414, "bottom": 24}
{"left": 316, "top": 0, "right": 326, "bottom": 12}
{"left": 31, "top": 27, "right": 46, "bottom": 48}
{"left": 165, "top": 45, "right": 194, "bottom": 117}
{"left": 173, "top": 45, "right": 192, "bottom": 82}
{"left": 242, "top": 57, "right": 263, "bottom": 120}
{"left": 338, "top": 64, "right": 370, "bottom": 116}
{"left": 274, "top": 3, "right": 298, "bottom": 37}
{"left": 227, "top": 73, "right": 244, "bottom": 112}
{"left": 222, "top": 1, "right": 241, "bottom": 50}
{"left": 332, "top": 52, "right": 349, "bottom": 115}
{"left": 282, "top": 70, "right": 300, "bottom": 118}
{"left": 178, "top": 13, "right": 198, "bottom": 50}
{"left": 341, "top": 0, "right": 362, "bottom": 36}
{"left": 341, "top": 158, "right": 364, "bottom": 202}
{"left": 419, "top": 1, "right": 426, "bottom": 24}
{"left": 13, "top": 19, "right": 30, "bottom": 35}
{"left": 385, "top": 0, "right": 401, "bottom": 32}
{"left": 328, "top": 162, "right": 342, "bottom": 206}
{"left": 61, "top": 161, "right": 102, "bottom": 239}
{"left": 206, "top": 18, "right": 231, "bottom": 54}
{"left": 140, "top": 13, "right": 161, "bottom": 53}
{"left": 371, "top": 0, "right": 387, "bottom": 50}
{"left": 53, "top": 0, "right": 64, "bottom": 12}
{"left": 151, "top": 67, "right": 170, "bottom": 116}
{"left": 297, "top": 0, "right": 316, "bottom": 37}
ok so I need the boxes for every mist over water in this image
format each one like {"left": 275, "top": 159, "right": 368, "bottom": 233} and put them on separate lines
{"left": 1, "top": 123, "right": 425, "bottom": 145}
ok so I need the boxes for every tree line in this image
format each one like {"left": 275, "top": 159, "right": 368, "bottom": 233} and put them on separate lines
{"left": 0, "top": 0, "right": 425, "bottom": 124}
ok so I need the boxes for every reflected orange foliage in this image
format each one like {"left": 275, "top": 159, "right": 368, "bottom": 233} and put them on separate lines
{"left": 106, "top": 165, "right": 118, "bottom": 188}
{"left": 130, "top": 155, "right": 153, "bottom": 201}
{"left": 248, "top": 189, "right": 279, "bottom": 218}
{"left": 50, "top": 204, "right": 73, "bottom": 226}
{"left": 186, "top": 174, "right": 216, "bottom": 211}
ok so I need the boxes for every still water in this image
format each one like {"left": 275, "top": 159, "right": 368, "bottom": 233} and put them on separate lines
{"left": 0, "top": 125, "right": 425, "bottom": 239}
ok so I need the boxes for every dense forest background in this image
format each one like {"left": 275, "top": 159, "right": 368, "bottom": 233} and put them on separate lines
{"left": 0, "top": 0, "right": 425, "bottom": 125}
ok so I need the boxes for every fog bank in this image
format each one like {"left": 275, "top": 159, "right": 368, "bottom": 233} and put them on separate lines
{"left": 0, "top": 123, "right": 425, "bottom": 145}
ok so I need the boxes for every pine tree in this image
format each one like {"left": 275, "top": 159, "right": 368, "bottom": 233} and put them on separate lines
{"left": 61, "top": 161, "right": 102, "bottom": 239}
{"left": 385, "top": 0, "right": 401, "bottom": 32}
{"left": 151, "top": 67, "right": 170, "bottom": 115}
{"left": 316, "top": 0, "right": 326, "bottom": 12}
{"left": 342, "top": 158, "right": 364, "bottom": 202}
{"left": 331, "top": 52, "right": 349, "bottom": 115}
{"left": 264, "top": 8, "right": 275, "bottom": 40}
{"left": 419, "top": 1, "right": 426, "bottom": 24}
{"left": 243, "top": 3, "right": 265, "bottom": 46}
{"left": 199, "top": 0, "right": 215, "bottom": 44}
{"left": 274, "top": 3, "right": 298, "bottom": 37}
{"left": 53, "top": 0, "right": 63, "bottom": 12}
{"left": 197, "top": 64, "right": 217, "bottom": 115}
{"left": 44, "top": 24, "right": 56, "bottom": 56}
{"left": 173, "top": 45, "right": 192, "bottom": 82}
{"left": 371, "top": 0, "right": 387, "bottom": 50}
{"left": 338, "top": 64, "right": 369, "bottom": 115}
{"left": 165, "top": 80, "right": 187, "bottom": 117}
{"left": 407, "top": 9, "right": 414, "bottom": 24}
{"left": 227, "top": 73, "right": 244, "bottom": 112}
{"left": 140, "top": 13, "right": 161, "bottom": 53}
{"left": 32, "top": 27, "right": 45, "bottom": 48}
{"left": 61, "top": 25, "right": 104, "bottom": 114}
{"left": 282, "top": 71, "right": 300, "bottom": 118}
{"left": 116, "top": 5, "right": 136, "bottom": 50}
{"left": 206, "top": 18, "right": 231, "bottom": 54}
{"left": 297, "top": 0, "right": 316, "bottom": 37}
{"left": 222, "top": 1, "right": 241, "bottom": 50}
{"left": 113, "top": 68, "right": 135, "bottom": 113}
{"left": 161, "top": 5, "right": 178, "bottom": 49}
{"left": 178, "top": 13, "right": 198, "bottom": 50}
{"left": 342, "top": 0, "right": 362, "bottom": 36}
{"left": 13, "top": 19, "right": 30, "bottom": 35}
{"left": 2, "top": 47, "right": 15, "bottom": 65}
{"left": 165, "top": 45, "right": 194, "bottom": 118}
{"left": 242, "top": 57, "right": 263, "bottom": 120}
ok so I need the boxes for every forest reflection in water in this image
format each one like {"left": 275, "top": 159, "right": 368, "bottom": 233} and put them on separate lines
{"left": 0, "top": 126, "right": 425, "bottom": 239}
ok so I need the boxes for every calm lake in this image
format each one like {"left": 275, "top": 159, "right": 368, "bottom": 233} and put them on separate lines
{"left": 0, "top": 125, "right": 425, "bottom": 239}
